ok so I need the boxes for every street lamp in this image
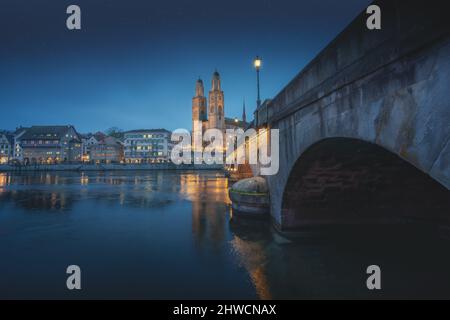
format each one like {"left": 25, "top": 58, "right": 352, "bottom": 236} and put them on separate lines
{"left": 253, "top": 56, "right": 262, "bottom": 109}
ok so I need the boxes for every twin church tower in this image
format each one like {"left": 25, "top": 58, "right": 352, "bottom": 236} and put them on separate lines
{"left": 192, "top": 70, "right": 247, "bottom": 151}
{"left": 192, "top": 71, "right": 225, "bottom": 137}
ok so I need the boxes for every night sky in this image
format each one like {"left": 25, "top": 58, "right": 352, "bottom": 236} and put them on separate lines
{"left": 0, "top": 0, "right": 371, "bottom": 133}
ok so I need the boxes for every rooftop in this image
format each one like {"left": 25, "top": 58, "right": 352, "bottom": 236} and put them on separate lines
{"left": 20, "top": 125, "right": 79, "bottom": 141}
{"left": 225, "top": 117, "right": 248, "bottom": 128}
{"left": 124, "top": 129, "right": 171, "bottom": 134}
{"left": 0, "top": 131, "right": 15, "bottom": 146}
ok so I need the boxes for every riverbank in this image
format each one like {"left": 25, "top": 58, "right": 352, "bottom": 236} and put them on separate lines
{"left": 0, "top": 163, "right": 224, "bottom": 172}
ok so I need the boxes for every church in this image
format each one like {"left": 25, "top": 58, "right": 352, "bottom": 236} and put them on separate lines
{"left": 192, "top": 70, "right": 247, "bottom": 151}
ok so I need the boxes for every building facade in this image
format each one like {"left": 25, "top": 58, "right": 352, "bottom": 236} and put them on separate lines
{"left": 18, "top": 126, "right": 82, "bottom": 164}
{"left": 90, "top": 136, "right": 124, "bottom": 164}
{"left": 80, "top": 132, "right": 106, "bottom": 162}
{"left": 13, "top": 127, "right": 28, "bottom": 162}
{"left": 0, "top": 132, "right": 14, "bottom": 164}
{"left": 124, "top": 129, "right": 173, "bottom": 163}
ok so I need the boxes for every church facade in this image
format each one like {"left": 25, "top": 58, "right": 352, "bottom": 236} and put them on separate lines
{"left": 192, "top": 70, "right": 247, "bottom": 152}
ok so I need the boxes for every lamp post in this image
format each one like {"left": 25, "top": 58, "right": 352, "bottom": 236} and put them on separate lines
{"left": 253, "top": 56, "right": 262, "bottom": 109}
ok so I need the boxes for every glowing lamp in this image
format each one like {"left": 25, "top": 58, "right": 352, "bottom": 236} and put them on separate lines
{"left": 253, "top": 56, "right": 262, "bottom": 70}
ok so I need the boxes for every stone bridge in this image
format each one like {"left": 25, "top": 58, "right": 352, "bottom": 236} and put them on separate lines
{"left": 251, "top": 0, "right": 450, "bottom": 231}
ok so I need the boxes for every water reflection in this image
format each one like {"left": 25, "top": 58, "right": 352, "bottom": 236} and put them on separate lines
{"left": 180, "top": 173, "right": 230, "bottom": 250}
{"left": 0, "top": 173, "right": 8, "bottom": 193}
{"left": 1, "top": 171, "right": 449, "bottom": 299}
{"left": 229, "top": 216, "right": 272, "bottom": 299}
{"left": 0, "top": 172, "right": 181, "bottom": 211}
{"left": 0, "top": 171, "right": 274, "bottom": 299}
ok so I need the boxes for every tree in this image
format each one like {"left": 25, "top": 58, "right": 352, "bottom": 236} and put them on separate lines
{"left": 106, "top": 127, "right": 124, "bottom": 139}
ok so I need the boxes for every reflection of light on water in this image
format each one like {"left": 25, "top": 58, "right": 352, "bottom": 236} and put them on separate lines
{"left": 179, "top": 173, "right": 230, "bottom": 204}
{"left": 80, "top": 173, "right": 89, "bottom": 185}
{"left": 0, "top": 173, "right": 8, "bottom": 192}
{"left": 231, "top": 236, "right": 272, "bottom": 300}
{"left": 0, "top": 173, "right": 7, "bottom": 185}
{"left": 119, "top": 191, "right": 125, "bottom": 205}
{"left": 182, "top": 173, "right": 231, "bottom": 250}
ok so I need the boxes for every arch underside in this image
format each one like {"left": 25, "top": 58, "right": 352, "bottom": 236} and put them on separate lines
{"left": 281, "top": 138, "right": 450, "bottom": 230}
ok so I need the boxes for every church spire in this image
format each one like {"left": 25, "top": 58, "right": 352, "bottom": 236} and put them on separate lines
{"left": 242, "top": 98, "right": 247, "bottom": 124}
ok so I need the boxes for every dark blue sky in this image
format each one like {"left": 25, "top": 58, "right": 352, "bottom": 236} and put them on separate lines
{"left": 0, "top": 0, "right": 371, "bottom": 133}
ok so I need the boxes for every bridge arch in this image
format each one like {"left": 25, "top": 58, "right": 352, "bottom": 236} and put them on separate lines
{"left": 279, "top": 138, "right": 450, "bottom": 231}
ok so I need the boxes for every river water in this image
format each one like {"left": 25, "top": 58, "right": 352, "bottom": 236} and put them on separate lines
{"left": 0, "top": 171, "right": 449, "bottom": 299}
